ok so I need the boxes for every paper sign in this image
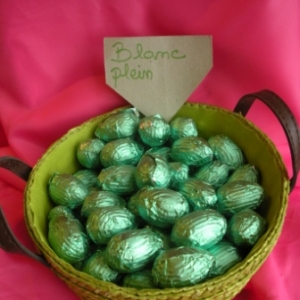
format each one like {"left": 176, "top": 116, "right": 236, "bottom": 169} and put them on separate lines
{"left": 104, "top": 36, "right": 212, "bottom": 121}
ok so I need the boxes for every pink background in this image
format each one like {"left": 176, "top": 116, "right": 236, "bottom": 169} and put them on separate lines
{"left": 0, "top": 1, "right": 300, "bottom": 299}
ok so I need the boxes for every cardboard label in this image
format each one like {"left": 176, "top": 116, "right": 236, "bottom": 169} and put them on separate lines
{"left": 104, "top": 36, "right": 212, "bottom": 121}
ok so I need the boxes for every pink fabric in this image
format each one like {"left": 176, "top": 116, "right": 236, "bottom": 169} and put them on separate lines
{"left": 0, "top": 1, "right": 300, "bottom": 299}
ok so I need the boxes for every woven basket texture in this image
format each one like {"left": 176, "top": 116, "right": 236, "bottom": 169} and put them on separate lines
{"left": 24, "top": 102, "right": 290, "bottom": 300}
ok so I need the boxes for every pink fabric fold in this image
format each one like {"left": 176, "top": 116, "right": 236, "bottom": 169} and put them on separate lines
{"left": 0, "top": 1, "right": 300, "bottom": 299}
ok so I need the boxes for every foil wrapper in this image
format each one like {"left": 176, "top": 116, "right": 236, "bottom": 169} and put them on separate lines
{"left": 169, "top": 117, "right": 198, "bottom": 141}
{"left": 194, "top": 160, "right": 230, "bottom": 188}
{"left": 76, "top": 138, "right": 105, "bottom": 169}
{"left": 98, "top": 165, "right": 138, "bottom": 195}
{"left": 48, "top": 205, "right": 90, "bottom": 264}
{"left": 129, "top": 187, "right": 190, "bottom": 228}
{"left": 122, "top": 269, "right": 157, "bottom": 289}
{"left": 48, "top": 173, "right": 89, "bottom": 209}
{"left": 73, "top": 169, "right": 99, "bottom": 191}
{"left": 106, "top": 228, "right": 164, "bottom": 273}
{"left": 208, "top": 135, "right": 244, "bottom": 170}
{"left": 179, "top": 178, "right": 217, "bottom": 210}
{"left": 86, "top": 206, "right": 137, "bottom": 245}
{"left": 171, "top": 136, "right": 213, "bottom": 167}
{"left": 227, "top": 164, "right": 260, "bottom": 183}
{"left": 83, "top": 250, "right": 120, "bottom": 282}
{"left": 145, "top": 146, "right": 171, "bottom": 161}
{"left": 208, "top": 241, "right": 242, "bottom": 276}
{"left": 138, "top": 114, "right": 170, "bottom": 147}
{"left": 95, "top": 108, "right": 140, "bottom": 141}
{"left": 216, "top": 181, "right": 264, "bottom": 216}
{"left": 135, "top": 154, "right": 171, "bottom": 189}
{"left": 168, "top": 162, "right": 189, "bottom": 190}
{"left": 100, "top": 137, "right": 144, "bottom": 168}
{"left": 152, "top": 246, "right": 215, "bottom": 288}
{"left": 171, "top": 209, "right": 227, "bottom": 249}
{"left": 81, "top": 190, "right": 126, "bottom": 218}
{"left": 227, "top": 209, "right": 267, "bottom": 247}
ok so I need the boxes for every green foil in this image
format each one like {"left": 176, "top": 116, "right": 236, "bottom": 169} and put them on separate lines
{"left": 171, "top": 136, "right": 214, "bottom": 167}
{"left": 194, "top": 160, "right": 230, "bottom": 188}
{"left": 216, "top": 181, "right": 264, "bottom": 216}
{"left": 98, "top": 165, "right": 137, "bottom": 195}
{"left": 145, "top": 146, "right": 171, "bottom": 161}
{"left": 76, "top": 138, "right": 105, "bottom": 169}
{"left": 179, "top": 178, "right": 217, "bottom": 210}
{"left": 81, "top": 190, "right": 126, "bottom": 218}
{"left": 73, "top": 169, "right": 99, "bottom": 190}
{"left": 227, "top": 209, "right": 267, "bottom": 247}
{"left": 130, "top": 187, "right": 190, "bottom": 228}
{"left": 95, "top": 108, "right": 140, "bottom": 141}
{"left": 106, "top": 228, "right": 164, "bottom": 273}
{"left": 122, "top": 269, "right": 157, "bottom": 289}
{"left": 48, "top": 206, "right": 90, "bottom": 264}
{"left": 48, "top": 173, "right": 89, "bottom": 209}
{"left": 207, "top": 241, "right": 242, "bottom": 276}
{"left": 168, "top": 162, "right": 189, "bottom": 190}
{"left": 171, "top": 209, "right": 227, "bottom": 249}
{"left": 152, "top": 246, "right": 215, "bottom": 288}
{"left": 208, "top": 134, "right": 244, "bottom": 170}
{"left": 135, "top": 154, "right": 171, "bottom": 189}
{"left": 169, "top": 117, "right": 198, "bottom": 141}
{"left": 227, "top": 164, "right": 260, "bottom": 183}
{"left": 138, "top": 114, "right": 170, "bottom": 147}
{"left": 100, "top": 137, "right": 144, "bottom": 168}
{"left": 83, "top": 250, "right": 120, "bottom": 282}
{"left": 86, "top": 206, "right": 137, "bottom": 245}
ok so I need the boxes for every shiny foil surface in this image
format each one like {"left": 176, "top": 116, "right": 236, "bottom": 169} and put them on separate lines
{"left": 122, "top": 269, "right": 157, "bottom": 289}
{"left": 168, "top": 162, "right": 189, "bottom": 190}
{"left": 152, "top": 246, "right": 215, "bottom": 288}
{"left": 76, "top": 138, "right": 105, "bottom": 169}
{"left": 135, "top": 154, "right": 171, "bottom": 189}
{"left": 145, "top": 146, "right": 171, "bottom": 161}
{"left": 73, "top": 169, "right": 99, "bottom": 191}
{"left": 106, "top": 228, "right": 164, "bottom": 273}
{"left": 138, "top": 114, "right": 170, "bottom": 147}
{"left": 95, "top": 108, "right": 140, "bottom": 141}
{"left": 171, "top": 209, "right": 227, "bottom": 249}
{"left": 227, "top": 209, "right": 267, "bottom": 247}
{"left": 216, "top": 181, "right": 264, "bottom": 216}
{"left": 171, "top": 136, "right": 213, "bottom": 167}
{"left": 227, "top": 164, "right": 260, "bottom": 183}
{"left": 169, "top": 117, "right": 198, "bottom": 141}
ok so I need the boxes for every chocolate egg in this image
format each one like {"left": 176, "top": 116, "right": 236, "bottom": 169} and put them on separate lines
{"left": 227, "top": 164, "right": 260, "bottom": 183}
{"left": 169, "top": 117, "right": 198, "bottom": 141}
{"left": 73, "top": 169, "right": 99, "bottom": 190}
{"left": 122, "top": 269, "right": 157, "bottom": 289}
{"left": 168, "top": 162, "right": 189, "bottom": 190}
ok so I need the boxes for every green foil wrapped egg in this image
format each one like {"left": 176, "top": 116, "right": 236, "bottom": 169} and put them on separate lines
{"left": 129, "top": 187, "right": 190, "bottom": 228}
{"left": 76, "top": 138, "right": 105, "bottom": 169}
{"left": 171, "top": 209, "right": 227, "bottom": 249}
{"left": 216, "top": 181, "right": 264, "bottom": 216}
{"left": 168, "top": 162, "right": 189, "bottom": 190}
{"left": 83, "top": 250, "right": 120, "bottom": 282}
{"left": 86, "top": 206, "right": 137, "bottom": 245}
{"left": 81, "top": 190, "right": 126, "bottom": 218}
{"left": 48, "top": 173, "right": 89, "bottom": 209}
{"left": 122, "top": 269, "right": 157, "bottom": 289}
{"left": 138, "top": 114, "right": 170, "bottom": 147}
{"left": 207, "top": 241, "right": 242, "bottom": 276}
{"left": 145, "top": 146, "right": 171, "bottom": 161}
{"left": 171, "top": 136, "right": 214, "bottom": 167}
{"left": 73, "top": 169, "right": 99, "bottom": 191}
{"left": 100, "top": 138, "right": 144, "bottom": 168}
{"left": 169, "top": 117, "right": 198, "bottom": 141}
{"left": 179, "top": 178, "right": 217, "bottom": 210}
{"left": 106, "top": 228, "right": 164, "bottom": 273}
{"left": 135, "top": 154, "right": 171, "bottom": 189}
{"left": 152, "top": 246, "right": 215, "bottom": 288}
{"left": 227, "top": 209, "right": 267, "bottom": 247}
{"left": 227, "top": 164, "right": 260, "bottom": 183}
{"left": 208, "top": 134, "right": 244, "bottom": 170}
{"left": 98, "top": 165, "right": 137, "bottom": 195}
{"left": 194, "top": 160, "right": 230, "bottom": 188}
{"left": 48, "top": 206, "right": 90, "bottom": 264}
{"left": 95, "top": 108, "right": 140, "bottom": 141}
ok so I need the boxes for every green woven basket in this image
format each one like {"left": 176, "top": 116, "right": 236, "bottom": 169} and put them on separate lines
{"left": 0, "top": 90, "right": 298, "bottom": 300}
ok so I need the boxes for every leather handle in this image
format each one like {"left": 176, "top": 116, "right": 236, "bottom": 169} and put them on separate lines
{"left": 0, "top": 156, "right": 49, "bottom": 267}
{"left": 234, "top": 89, "right": 300, "bottom": 191}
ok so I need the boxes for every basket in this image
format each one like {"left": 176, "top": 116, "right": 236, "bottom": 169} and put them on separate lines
{"left": 0, "top": 90, "right": 299, "bottom": 300}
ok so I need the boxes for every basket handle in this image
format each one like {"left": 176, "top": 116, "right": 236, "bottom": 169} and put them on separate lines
{"left": 234, "top": 89, "right": 300, "bottom": 191}
{"left": 0, "top": 156, "right": 50, "bottom": 266}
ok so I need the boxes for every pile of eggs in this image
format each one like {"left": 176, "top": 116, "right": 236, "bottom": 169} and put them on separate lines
{"left": 47, "top": 108, "right": 267, "bottom": 289}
